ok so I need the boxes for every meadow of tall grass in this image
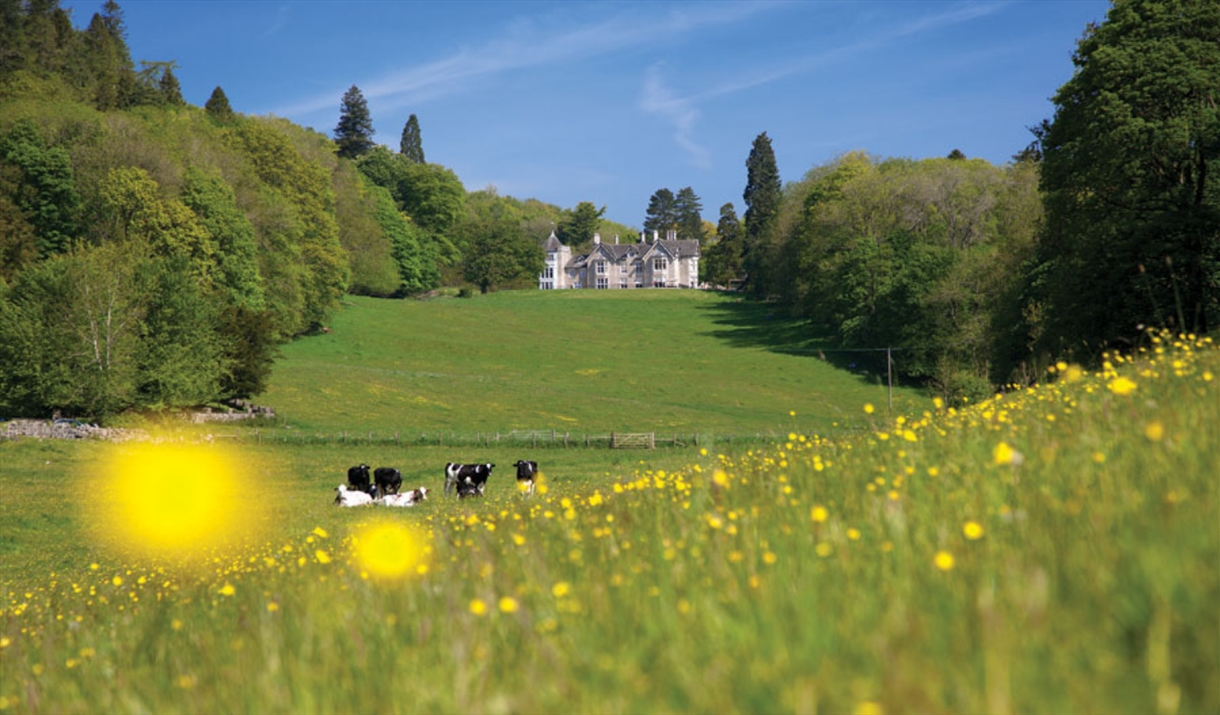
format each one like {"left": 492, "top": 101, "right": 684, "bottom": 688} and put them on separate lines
{"left": 2, "top": 331, "right": 1216, "bottom": 713}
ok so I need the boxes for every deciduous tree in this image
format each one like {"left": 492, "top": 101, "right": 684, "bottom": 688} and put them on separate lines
{"left": 1032, "top": 0, "right": 1220, "bottom": 355}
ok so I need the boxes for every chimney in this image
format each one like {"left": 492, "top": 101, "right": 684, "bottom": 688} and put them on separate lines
{"left": 652, "top": 230, "right": 659, "bottom": 243}
{"left": 666, "top": 229, "right": 677, "bottom": 241}
{"left": 593, "top": 233, "right": 601, "bottom": 245}
{"left": 614, "top": 234, "right": 619, "bottom": 244}
{"left": 639, "top": 231, "right": 646, "bottom": 243}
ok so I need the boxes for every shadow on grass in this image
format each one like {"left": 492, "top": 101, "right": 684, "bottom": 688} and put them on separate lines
{"left": 698, "top": 293, "right": 892, "bottom": 385}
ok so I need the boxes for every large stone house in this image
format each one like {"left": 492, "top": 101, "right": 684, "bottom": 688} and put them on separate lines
{"left": 539, "top": 229, "right": 700, "bottom": 290}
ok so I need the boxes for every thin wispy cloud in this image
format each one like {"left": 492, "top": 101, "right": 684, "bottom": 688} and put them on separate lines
{"left": 262, "top": 4, "right": 290, "bottom": 39}
{"left": 640, "top": 2, "right": 1009, "bottom": 166}
{"left": 640, "top": 66, "right": 712, "bottom": 170}
{"left": 268, "top": 1, "right": 778, "bottom": 118}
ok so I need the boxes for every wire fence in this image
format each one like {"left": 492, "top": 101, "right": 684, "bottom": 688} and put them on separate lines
{"left": 223, "top": 427, "right": 802, "bottom": 450}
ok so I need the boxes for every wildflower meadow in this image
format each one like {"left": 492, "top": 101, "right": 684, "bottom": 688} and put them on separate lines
{"left": 1, "top": 332, "right": 1217, "bottom": 713}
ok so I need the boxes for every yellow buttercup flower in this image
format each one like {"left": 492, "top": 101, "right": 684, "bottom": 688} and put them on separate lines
{"left": 934, "top": 551, "right": 955, "bottom": 571}
{"left": 469, "top": 599, "right": 487, "bottom": 616}
{"left": 963, "top": 521, "right": 984, "bottom": 540}
{"left": 1107, "top": 377, "right": 1137, "bottom": 395}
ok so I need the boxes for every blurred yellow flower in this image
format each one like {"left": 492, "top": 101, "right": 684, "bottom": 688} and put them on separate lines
{"left": 498, "top": 597, "right": 519, "bottom": 613}
{"left": 1144, "top": 421, "right": 1165, "bottom": 442}
{"left": 853, "top": 701, "right": 884, "bottom": 715}
{"left": 993, "top": 442, "right": 1022, "bottom": 466}
{"left": 815, "top": 542, "right": 833, "bottom": 558}
{"left": 469, "top": 599, "right": 487, "bottom": 616}
{"left": 963, "top": 521, "right": 984, "bottom": 540}
{"left": 314, "top": 550, "right": 331, "bottom": 564}
{"left": 1107, "top": 377, "right": 1137, "bottom": 395}
{"left": 552, "top": 582, "right": 570, "bottom": 598}
{"left": 811, "top": 505, "right": 829, "bottom": 523}
{"left": 934, "top": 551, "right": 955, "bottom": 571}
{"left": 863, "top": 403, "right": 875, "bottom": 414}
{"left": 218, "top": 583, "right": 235, "bottom": 596}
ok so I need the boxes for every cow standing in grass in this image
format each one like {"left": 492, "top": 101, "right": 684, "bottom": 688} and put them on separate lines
{"left": 514, "top": 459, "right": 539, "bottom": 495}
{"left": 444, "top": 462, "right": 494, "bottom": 498}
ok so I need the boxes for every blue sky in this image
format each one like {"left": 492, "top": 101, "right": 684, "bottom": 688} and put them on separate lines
{"left": 62, "top": 0, "right": 1111, "bottom": 228}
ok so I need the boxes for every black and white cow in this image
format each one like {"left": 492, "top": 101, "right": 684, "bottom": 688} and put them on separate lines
{"left": 444, "top": 462, "right": 495, "bottom": 498}
{"left": 514, "top": 459, "right": 539, "bottom": 495}
{"left": 347, "top": 464, "right": 373, "bottom": 495}
{"left": 373, "top": 467, "right": 403, "bottom": 497}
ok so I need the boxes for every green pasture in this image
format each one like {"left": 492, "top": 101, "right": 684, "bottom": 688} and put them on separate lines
{"left": 1, "top": 322, "right": 1217, "bottom": 713}
{"left": 259, "top": 290, "right": 921, "bottom": 436}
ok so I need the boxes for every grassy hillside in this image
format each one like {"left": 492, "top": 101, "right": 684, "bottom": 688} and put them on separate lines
{"left": 1, "top": 332, "right": 1215, "bottom": 713}
{"left": 262, "top": 290, "right": 922, "bottom": 436}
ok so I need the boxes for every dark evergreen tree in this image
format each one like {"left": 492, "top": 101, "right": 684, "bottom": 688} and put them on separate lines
{"left": 204, "top": 86, "right": 235, "bottom": 123}
{"left": 703, "top": 202, "right": 743, "bottom": 287}
{"left": 334, "top": 85, "right": 375, "bottom": 159}
{"left": 642, "top": 188, "right": 677, "bottom": 236}
{"left": 946, "top": 148, "right": 966, "bottom": 160}
{"left": 0, "top": 0, "right": 24, "bottom": 76}
{"left": 742, "top": 131, "right": 781, "bottom": 292}
{"left": 159, "top": 66, "right": 184, "bottom": 106}
{"left": 1032, "top": 0, "right": 1220, "bottom": 356}
{"left": 399, "top": 113, "right": 425, "bottom": 164}
{"left": 675, "top": 186, "right": 704, "bottom": 240}
{"left": 557, "top": 201, "right": 605, "bottom": 245}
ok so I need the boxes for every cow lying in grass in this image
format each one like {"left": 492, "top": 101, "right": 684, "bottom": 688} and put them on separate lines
{"left": 378, "top": 486, "right": 429, "bottom": 507}
{"left": 335, "top": 484, "right": 374, "bottom": 507}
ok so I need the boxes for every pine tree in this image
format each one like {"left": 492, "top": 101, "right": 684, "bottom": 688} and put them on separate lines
{"left": 159, "top": 66, "right": 184, "bottom": 106}
{"left": 742, "top": 131, "right": 781, "bottom": 292}
{"left": 675, "top": 186, "right": 704, "bottom": 240}
{"left": 642, "top": 188, "right": 677, "bottom": 236}
{"left": 334, "top": 85, "right": 375, "bottom": 159}
{"left": 399, "top": 113, "right": 424, "bottom": 163}
{"left": 204, "top": 86, "right": 235, "bottom": 123}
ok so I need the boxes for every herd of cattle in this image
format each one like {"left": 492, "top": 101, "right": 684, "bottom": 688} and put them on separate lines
{"left": 334, "top": 460, "right": 539, "bottom": 507}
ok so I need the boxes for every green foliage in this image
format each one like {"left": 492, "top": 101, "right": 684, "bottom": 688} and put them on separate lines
{"left": 98, "top": 165, "right": 218, "bottom": 287}
{"left": 642, "top": 187, "right": 676, "bottom": 236}
{"left": 230, "top": 118, "right": 348, "bottom": 331}
{"left": 1031, "top": 0, "right": 1220, "bottom": 357}
{"left": 742, "top": 131, "right": 781, "bottom": 292}
{"left": 203, "top": 85, "right": 234, "bottom": 123}
{"left": 459, "top": 216, "right": 544, "bottom": 293}
{"left": 0, "top": 118, "right": 81, "bottom": 257}
{"left": 701, "top": 202, "right": 743, "bottom": 286}
{"left": 0, "top": 242, "right": 144, "bottom": 417}
{"left": 333, "top": 84, "right": 374, "bottom": 160}
{"left": 675, "top": 186, "right": 704, "bottom": 240}
{"left": 157, "top": 66, "right": 183, "bottom": 106}
{"left": 399, "top": 113, "right": 424, "bottom": 163}
{"left": 372, "top": 184, "right": 437, "bottom": 296}
{"left": 769, "top": 153, "right": 1041, "bottom": 402}
{"left": 216, "top": 303, "right": 279, "bottom": 399}
{"left": 332, "top": 163, "right": 398, "bottom": 297}
{"left": 556, "top": 200, "right": 604, "bottom": 245}
{"left": 179, "top": 166, "right": 264, "bottom": 309}
{"left": 135, "top": 255, "right": 224, "bottom": 407}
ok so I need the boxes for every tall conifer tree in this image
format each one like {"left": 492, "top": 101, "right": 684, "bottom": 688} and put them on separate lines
{"left": 643, "top": 188, "right": 677, "bottom": 236}
{"left": 675, "top": 186, "right": 704, "bottom": 240}
{"left": 742, "top": 131, "right": 781, "bottom": 292}
{"left": 334, "top": 85, "right": 375, "bottom": 159}
{"left": 399, "top": 114, "right": 424, "bottom": 163}
{"left": 159, "top": 66, "right": 184, "bottom": 105}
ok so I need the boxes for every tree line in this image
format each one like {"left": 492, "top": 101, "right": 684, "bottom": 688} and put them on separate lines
{"left": 700, "top": 0, "right": 1217, "bottom": 401}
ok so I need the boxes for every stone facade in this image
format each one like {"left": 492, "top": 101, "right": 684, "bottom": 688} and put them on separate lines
{"left": 540, "top": 230, "right": 700, "bottom": 290}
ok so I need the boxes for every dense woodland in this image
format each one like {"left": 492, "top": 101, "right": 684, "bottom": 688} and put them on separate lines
{"left": 702, "top": 0, "right": 1218, "bottom": 398}
{"left": 0, "top": 0, "right": 1216, "bottom": 420}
